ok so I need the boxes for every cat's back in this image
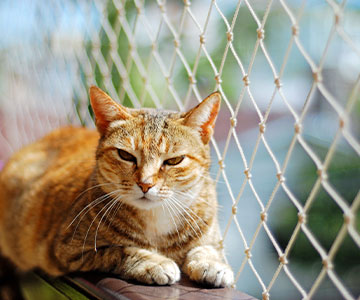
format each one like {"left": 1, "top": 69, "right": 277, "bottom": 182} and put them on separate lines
{"left": 0, "top": 126, "right": 99, "bottom": 221}
{"left": 0, "top": 126, "right": 98, "bottom": 189}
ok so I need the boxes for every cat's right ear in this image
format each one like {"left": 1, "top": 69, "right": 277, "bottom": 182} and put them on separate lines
{"left": 89, "top": 86, "right": 132, "bottom": 135}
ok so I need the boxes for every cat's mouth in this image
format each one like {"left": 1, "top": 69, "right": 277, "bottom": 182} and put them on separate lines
{"left": 130, "top": 195, "right": 162, "bottom": 210}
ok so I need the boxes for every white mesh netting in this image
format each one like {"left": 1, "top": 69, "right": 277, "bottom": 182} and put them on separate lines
{"left": 1, "top": 1, "right": 359, "bottom": 299}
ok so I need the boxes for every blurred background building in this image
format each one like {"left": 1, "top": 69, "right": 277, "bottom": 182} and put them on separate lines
{"left": 0, "top": 1, "right": 359, "bottom": 299}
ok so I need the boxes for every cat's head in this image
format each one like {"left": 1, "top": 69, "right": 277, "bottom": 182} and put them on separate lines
{"left": 90, "top": 86, "right": 220, "bottom": 210}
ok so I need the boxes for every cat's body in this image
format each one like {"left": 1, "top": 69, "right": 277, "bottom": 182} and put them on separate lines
{"left": 0, "top": 87, "right": 233, "bottom": 287}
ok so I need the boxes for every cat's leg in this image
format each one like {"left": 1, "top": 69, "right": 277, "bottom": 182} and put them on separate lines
{"left": 55, "top": 245, "right": 180, "bottom": 285}
{"left": 117, "top": 247, "right": 181, "bottom": 285}
{"left": 182, "top": 245, "right": 234, "bottom": 288}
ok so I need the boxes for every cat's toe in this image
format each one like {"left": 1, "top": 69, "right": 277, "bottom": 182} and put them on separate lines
{"left": 148, "top": 259, "right": 181, "bottom": 285}
{"left": 160, "top": 260, "right": 181, "bottom": 284}
{"left": 186, "top": 260, "right": 234, "bottom": 288}
{"left": 213, "top": 266, "right": 234, "bottom": 288}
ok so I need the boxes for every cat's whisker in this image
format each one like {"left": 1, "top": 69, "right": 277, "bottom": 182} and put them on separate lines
{"left": 94, "top": 196, "right": 122, "bottom": 250}
{"left": 197, "top": 174, "right": 226, "bottom": 185}
{"left": 172, "top": 189, "right": 202, "bottom": 204}
{"left": 105, "top": 200, "right": 124, "bottom": 232}
{"left": 70, "top": 190, "right": 121, "bottom": 244}
{"left": 68, "top": 188, "right": 121, "bottom": 229}
{"left": 164, "top": 198, "right": 186, "bottom": 230}
{"left": 163, "top": 199, "right": 181, "bottom": 240}
{"left": 174, "top": 189, "right": 210, "bottom": 205}
{"left": 81, "top": 198, "right": 117, "bottom": 256}
{"left": 74, "top": 182, "right": 120, "bottom": 203}
{"left": 69, "top": 197, "right": 111, "bottom": 243}
{"left": 166, "top": 197, "right": 200, "bottom": 239}
{"left": 68, "top": 197, "right": 106, "bottom": 231}
{"left": 168, "top": 196, "right": 203, "bottom": 237}
{"left": 171, "top": 193, "right": 208, "bottom": 227}
{"left": 68, "top": 188, "right": 122, "bottom": 239}
{"left": 161, "top": 203, "right": 166, "bottom": 215}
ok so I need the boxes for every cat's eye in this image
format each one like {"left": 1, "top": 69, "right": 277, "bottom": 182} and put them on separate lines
{"left": 117, "top": 149, "right": 137, "bottom": 164}
{"left": 164, "top": 155, "right": 185, "bottom": 166}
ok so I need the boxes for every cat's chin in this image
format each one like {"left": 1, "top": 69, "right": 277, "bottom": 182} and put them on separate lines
{"left": 127, "top": 197, "right": 163, "bottom": 210}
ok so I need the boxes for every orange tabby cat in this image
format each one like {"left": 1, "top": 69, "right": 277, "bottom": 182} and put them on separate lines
{"left": 0, "top": 86, "right": 234, "bottom": 287}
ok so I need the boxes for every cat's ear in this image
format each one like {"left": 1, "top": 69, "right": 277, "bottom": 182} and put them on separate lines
{"left": 89, "top": 86, "right": 132, "bottom": 135}
{"left": 183, "top": 92, "right": 221, "bottom": 144}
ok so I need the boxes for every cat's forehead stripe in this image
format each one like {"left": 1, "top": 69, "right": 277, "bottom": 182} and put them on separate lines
{"left": 141, "top": 113, "right": 169, "bottom": 148}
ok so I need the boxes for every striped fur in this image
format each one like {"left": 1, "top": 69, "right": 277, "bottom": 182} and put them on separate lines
{"left": 0, "top": 87, "right": 233, "bottom": 287}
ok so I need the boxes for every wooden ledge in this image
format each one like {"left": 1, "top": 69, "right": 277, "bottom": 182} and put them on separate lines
{"left": 22, "top": 272, "right": 257, "bottom": 300}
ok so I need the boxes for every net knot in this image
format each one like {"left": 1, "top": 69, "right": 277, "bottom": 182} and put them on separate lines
{"left": 118, "top": 7, "right": 125, "bottom": 17}
{"left": 343, "top": 212, "right": 353, "bottom": 225}
{"left": 136, "top": 6, "right": 142, "bottom": 15}
{"left": 173, "top": 38, "right": 180, "bottom": 48}
{"left": 260, "top": 211, "right": 267, "bottom": 222}
{"left": 313, "top": 71, "right": 322, "bottom": 83}
{"left": 218, "top": 239, "right": 224, "bottom": 249}
{"left": 245, "top": 248, "right": 252, "bottom": 259}
{"left": 244, "top": 168, "right": 252, "bottom": 179}
{"left": 292, "top": 25, "right": 299, "bottom": 36}
{"left": 279, "top": 255, "right": 288, "bottom": 265}
{"left": 183, "top": 0, "right": 191, "bottom": 7}
{"left": 274, "top": 77, "right": 282, "bottom": 89}
{"left": 199, "top": 34, "right": 206, "bottom": 45}
{"left": 226, "top": 31, "right": 233, "bottom": 42}
{"left": 294, "top": 122, "right": 302, "bottom": 134}
{"left": 298, "top": 212, "right": 307, "bottom": 224}
{"left": 339, "top": 118, "right": 345, "bottom": 129}
{"left": 317, "top": 168, "right": 328, "bottom": 180}
{"left": 230, "top": 117, "right": 237, "bottom": 128}
{"left": 215, "top": 74, "right": 222, "bottom": 84}
{"left": 188, "top": 75, "right": 196, "bottom": 84}
{"left": 276, "top": 172, "right": 285, "bottom": 183}
{"left": 322, "top": 258, "right": 333, "bottom": 270}
{"left": 165, "top": 76, "right": 172, "bottom": 85}
{"left": 257, "top": 28, "right": 265, "bottom": 40}
{"left": 218, "top": 160, "right": 225, "bottom": 169}
{"left": 151, "top": 42, "right": 157, "bottom": 51}
{"left": 334, "top": 13, "right": 341, "bottom": 25}
{"left": 259, "top": 122, "right": 266, "bottom": 134}
{"left": 262, "top": 292, "right": 270, "bottom": 300}
{"left": 243, "top": 75, "right": 250, "bottom": 86}
{"left": 232, "top": 206, "right": 237, "bottom": 215}
{"left": 158, "top": 2, "right": 166, "bottom": 13}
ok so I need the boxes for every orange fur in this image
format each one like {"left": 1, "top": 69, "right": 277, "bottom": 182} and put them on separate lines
{"left": 0, "top": 87, "right": 233, "bottom": 287}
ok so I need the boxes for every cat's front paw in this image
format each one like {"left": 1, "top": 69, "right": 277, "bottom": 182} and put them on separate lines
{"left": 185, "top": 260, "right": 234, "bottom": 288}
{"left": 122, "top": 251, "right": 180, "bottom": 285}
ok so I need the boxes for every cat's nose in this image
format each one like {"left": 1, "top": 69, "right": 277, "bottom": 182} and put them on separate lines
{"left": 137, "top": 182, "right": 155, "bottom": 193}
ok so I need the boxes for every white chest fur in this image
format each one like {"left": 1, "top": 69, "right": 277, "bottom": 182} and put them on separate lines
{"left": 142, "top": 206, "right": 180, "bottom": 241}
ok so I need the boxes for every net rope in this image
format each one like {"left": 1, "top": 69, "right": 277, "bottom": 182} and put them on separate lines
{"left": 1, "top": 0, "right": 359, "bottom": 299}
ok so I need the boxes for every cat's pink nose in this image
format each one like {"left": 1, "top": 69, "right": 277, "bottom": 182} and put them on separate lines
{"left": 137, "top": 182, "right": 155, "bottom": 193}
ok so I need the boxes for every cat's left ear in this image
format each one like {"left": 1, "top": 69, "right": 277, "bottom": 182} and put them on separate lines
{"left": 89, "top": 86, "right": 132, "bottom": 135}
{"left": 183, "top": 92, "right": 221, "bottom": 144}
